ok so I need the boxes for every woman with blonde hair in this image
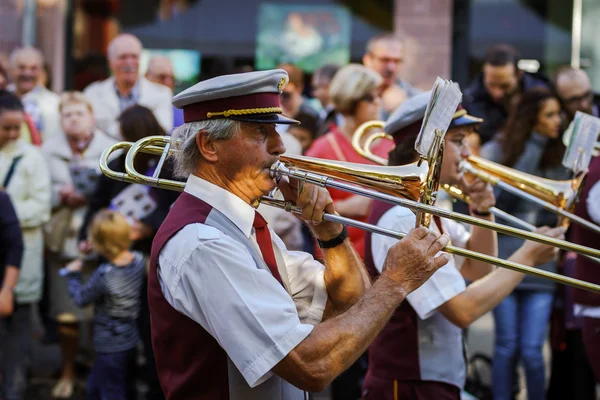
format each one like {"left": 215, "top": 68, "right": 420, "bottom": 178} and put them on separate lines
{"left": 306, "top": 63, "right": 392, "bottom": 259}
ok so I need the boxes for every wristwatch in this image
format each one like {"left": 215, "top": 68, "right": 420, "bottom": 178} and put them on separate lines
{"left": 316, "top": 225, "right": 349, "bottom": 249}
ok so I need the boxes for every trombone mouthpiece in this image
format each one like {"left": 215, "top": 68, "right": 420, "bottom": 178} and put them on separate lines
{"left": 270, "top": 160, "right": 288, "bottom": 181}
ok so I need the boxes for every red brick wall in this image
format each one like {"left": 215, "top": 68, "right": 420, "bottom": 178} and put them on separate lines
{"left": 395, "top": 0, "right": 453, "bottom": 90}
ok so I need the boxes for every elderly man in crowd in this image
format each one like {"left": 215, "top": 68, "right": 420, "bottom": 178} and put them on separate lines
{"left": 148, "top": 68, "right": 451, "bottom": 399}
{"left": 362, "top": 34, "right": 421, "bottom": 118}
{"left": 145, "top": 54, "right": 184, "bottom": 129}
{"left": 554, "top": 66, "right": 600, "bottom": 124}
{"left": 84, "top": 34, "right": 173, "bottom": 139}
{"left": 9, "top": 47, "right": 61, "bottom": 142}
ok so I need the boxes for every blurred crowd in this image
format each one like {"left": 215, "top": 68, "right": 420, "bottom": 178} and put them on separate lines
{"left": 0, "top": 30, "right": 598, "bottom": 400}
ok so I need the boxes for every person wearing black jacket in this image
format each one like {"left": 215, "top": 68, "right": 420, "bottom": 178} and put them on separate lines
{"left": 0, "top": 190, "right": 24, "bottom": 398}
{"left": 79, "top": 105, "right": 180, "bottom": 400}
{"left": 462, "top": 44, "right": 550, "bottom": 146}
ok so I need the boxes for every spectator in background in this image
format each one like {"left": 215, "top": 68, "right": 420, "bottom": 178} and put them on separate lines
{"left": 0, "top": 191, "right": 24, "bottom": 399}
{"left": 311, "top": 63, "right": 342, "bottom": 136}
{"left": 307, "top": 64, "right": 392, "bottom": 259}
{"left": 0, "top": 90, "right": 51, "bottom": 400}
{"left": 462, "top": 44, "right": 550, "bottom": 145}
{"left": 0, "top": 62, "right": 8, "bottom": 91}
{"left": 1, "top": 62, "right": 41, "bottom": 146}
{"left": 554, "top": 66, "right": 600, "bottom": 124}
{"left": 277, "top": 63, "right": 320, "bottom": 130}
{"left": 84, "top": 34, "right": 173, "bottom": 139}
{"left": 145, "top": 55, "right": 184, "bottom": 129}
{"left": 42, "top": 92, "right": 116, "bottom": 399}
{"left": 480, "top": 87, "right": 567, "bottom": 400}
{"left": 362, "top": 34, "right": 421, "bottom": 118}
{"left": 79, "top": 105, "right": 178, "bottom": 400}
{"left": 9, "top": 47, "right": 61, "bottom": 142}
{"left": 63, "top": 210, "right": 145, "bottom": 400}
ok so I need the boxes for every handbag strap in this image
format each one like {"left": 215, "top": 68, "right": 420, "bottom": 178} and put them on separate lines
{"left": 326, "top": 133, "right": 347, "bottom": 162}
{"left": 3, "top": 156, "right": 23, "bottom": 188}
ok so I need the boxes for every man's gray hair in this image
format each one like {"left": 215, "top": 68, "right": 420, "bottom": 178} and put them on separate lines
{"left": 170, "top": 119, "right": 241, "bottom": 178}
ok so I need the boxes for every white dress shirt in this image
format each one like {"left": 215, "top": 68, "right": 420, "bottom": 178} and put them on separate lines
{"left": 157, "top": 174, "right": 328, "bottom": 387}
{"left": 371, "top": 206, "right": 470, "bottom": 319}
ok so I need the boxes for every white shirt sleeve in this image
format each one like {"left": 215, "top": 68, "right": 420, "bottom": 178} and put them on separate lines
{"left": 586, "top": 181, "right": 600, "bottom": 225}
{"left": 158, "top": 224, "right": 314, "bottom": 388}
{"left": 371, "top": 206, "right": 466, "bottom": 320}
{"left": 271, "top": 232, "right": 327, "bottom": 326}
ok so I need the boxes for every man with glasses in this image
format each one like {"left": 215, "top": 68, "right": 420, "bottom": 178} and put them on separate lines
{"left": 554, "top": 66, "right": 599, "bottom": 125}
{"left": 362, "top": 34, "right": 421, "bottom": 118}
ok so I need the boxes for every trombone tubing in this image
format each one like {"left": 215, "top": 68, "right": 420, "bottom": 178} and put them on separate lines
{"left": 99, "top": 139, "right": 600, "bottom": 294}
{"left": 260, "top": 198, "right": 600, "bottom": 294}
{"left": 460, "top": 161, "right": 600, "bottom": 235}
{"left": 271, "top": 161, "right": 600, "bottom": 259}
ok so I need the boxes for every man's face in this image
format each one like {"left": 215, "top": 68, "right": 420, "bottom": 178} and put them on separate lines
{"left": 440, "top": 126, "right": 472, "bottom": 186}
{"left": 280, "top": 82, "right": 303, "bottom": 118}
{"left": 214, "top": 123, "right": 286, "bottom": 202}
{"left": 146, "top": 60, "right": 175, "bottom": 91}
{"left": 556, "top": 74, "right": 594, "bottom": 119}
{"left": 363, "top": 42, "right": 404, "bottom": 88}
{"left": 109, "top": 38, "right": 141, "bottom": 87}
{"left": 11, "top": 53, "right": 42, "bottom": 95}
{"left": 0, "top": 110, "right": 24, "bottom": 149}
{"left": 483, "top": 63, "right": 519, "bottom": 105}
{"left": 60, "top": 103, "right": 95, "bottom": 139}
{"left": 311, "top": 74, "right": 330, "bottom": 109}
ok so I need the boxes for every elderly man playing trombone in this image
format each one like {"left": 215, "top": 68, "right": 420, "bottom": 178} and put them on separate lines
{"left": 362, "top": 92, "right": 566, "bottom": 400}
{"left": 146, "top": 69, "right": 452, "bottom": 400}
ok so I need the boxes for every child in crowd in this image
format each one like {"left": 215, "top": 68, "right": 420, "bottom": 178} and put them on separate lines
{"left": 63, "top": 209, "right": 145, "bottom": 400}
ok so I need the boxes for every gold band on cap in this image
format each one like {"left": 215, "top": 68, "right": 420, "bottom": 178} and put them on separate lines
{"left": 206, "top": 107, "right": 283, "bottom": 119}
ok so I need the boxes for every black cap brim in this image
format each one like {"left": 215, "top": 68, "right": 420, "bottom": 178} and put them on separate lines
{"left": 229, "top": 113, "right": 300, "bottom": 125}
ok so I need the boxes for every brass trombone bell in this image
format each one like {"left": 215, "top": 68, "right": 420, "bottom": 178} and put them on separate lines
{"left": 98, "top": 136, "right": 600, "bottom": 294}
{"left": 352, "top": 119, "right": 600, "bottom": 235}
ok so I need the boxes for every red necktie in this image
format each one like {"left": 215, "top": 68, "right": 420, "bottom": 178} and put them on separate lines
{"left": 253, "top": 212, "right": 283, "bottom": 285}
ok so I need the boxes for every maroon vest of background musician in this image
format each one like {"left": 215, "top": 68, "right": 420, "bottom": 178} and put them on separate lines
{"left": 363, "top": 200, "right": 421, "bottom": 380}
{"left": 148, "top": 192, "right": 229, "bottom": 399}
{"left": 572, "top": 156, "right": 600, "bottom": 306}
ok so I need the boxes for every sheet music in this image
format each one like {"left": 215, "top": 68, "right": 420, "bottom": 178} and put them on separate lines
{"left": 415, "top": 77, "right": 463, "bottom": 157}
{"left": 562, "top": 111, "right": 600, "bottom": 173}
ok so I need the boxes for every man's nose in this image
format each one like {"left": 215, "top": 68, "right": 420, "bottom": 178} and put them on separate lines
{"left": 461, "top": 141, "right": 472, "bottom": 158}
{"left": 270, "top": 131, "right": 286, "bottom": 155}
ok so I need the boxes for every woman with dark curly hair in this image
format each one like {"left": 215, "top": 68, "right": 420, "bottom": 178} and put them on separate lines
{"left": 481, "top": 86, "right": 568, "bottom": 400}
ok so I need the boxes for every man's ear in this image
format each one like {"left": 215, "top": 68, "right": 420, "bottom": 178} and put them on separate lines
{"left": 196, "top": 131, "right": 218, "bottom": 163}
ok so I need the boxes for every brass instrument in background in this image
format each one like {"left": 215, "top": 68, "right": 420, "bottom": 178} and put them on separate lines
{"left": 98, "top": 136, "right": 600, "bottom": 293}
{"left": 352, "top": 120, "right": 600, "bottom": 235}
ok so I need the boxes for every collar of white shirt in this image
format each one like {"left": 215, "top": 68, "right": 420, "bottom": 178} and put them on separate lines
{"left": 183, "top": 174, "right": 256, "bottom": 238}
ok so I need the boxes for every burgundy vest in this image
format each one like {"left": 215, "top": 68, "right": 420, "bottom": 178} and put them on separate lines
{"left": 572, "top": 156, "right": 600, "bottom": 306}
{"left": 148, "top": 192, "right": 228, "bottom": 399}
{"left": 363, "top": 200, "right": 421, "bottom": 381}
